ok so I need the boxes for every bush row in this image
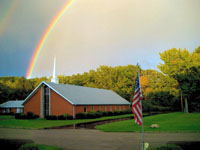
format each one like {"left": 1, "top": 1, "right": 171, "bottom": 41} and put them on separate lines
{"left": 76, "top": 109, "right": 132, "bottom": 119}
{"left": 0, "top": 139, "right": 34, "bottom": 150}
{"left": 45, "top": 114, "right": 73, "bottom": 120}
{"left": 15, "top": 112, "right": 39, "bottom": 119}
{"left": 0, "top": 112, "right": 14, "bottom": 115}
{"left": 14, "top": 109, "right": 132, "bottom": 120}
{"left": 142, "top": 100, "right": 172, "bottom": 113}
{"left": 156, "top": 144, "right": 183, "bottom": 150}
{"left": 19, "top": 144, "right": 38, "bottom": 150}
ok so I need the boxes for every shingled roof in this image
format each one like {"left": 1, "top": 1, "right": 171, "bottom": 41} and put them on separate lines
{"left": 23, "top": 81, "right": 130, "bottom": 106}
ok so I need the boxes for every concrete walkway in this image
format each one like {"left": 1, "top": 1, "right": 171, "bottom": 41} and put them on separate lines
{"left": 0, "top": 128, "right": 200, "bottom": 150}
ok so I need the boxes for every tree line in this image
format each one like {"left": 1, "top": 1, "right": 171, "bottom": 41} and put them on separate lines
{"left": 0, "top": 46, "right": 199, "bottom": 112}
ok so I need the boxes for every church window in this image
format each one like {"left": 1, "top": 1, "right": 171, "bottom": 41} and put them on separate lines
{"left": 44, "top": 85, "right": 50, "bottom": 117}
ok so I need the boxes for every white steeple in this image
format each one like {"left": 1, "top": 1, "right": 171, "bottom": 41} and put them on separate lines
{"left": 51, "top": 57, "right": 59, "bottom": 84}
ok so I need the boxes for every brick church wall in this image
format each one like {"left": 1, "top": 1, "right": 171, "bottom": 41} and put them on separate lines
{"left": 23, "top": 88, "right": 41, "bottom": 116}
{"left": 50, "top": 89, "right": 73, "bottom": 116}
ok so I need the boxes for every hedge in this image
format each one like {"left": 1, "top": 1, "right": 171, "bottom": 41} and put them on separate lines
{"left": 76, "top": 112, "right": 87, "bottom": 119}
{"left": 19, "top": 144, "right": 38, "bottom": 150}
{"left": 57, "top": 114, "right": 73, "bottom": 120}
{"left": 0, "top": 139, "right": 34, "bottom": 150}
{"left": 15, "top": 112, "right": 39, "bottom": 119}
{"left": 45, "top": 115, "right": 57, "bottom": 120}
{"left": 75, "top": 109, "right": 132, "bottom": 119}
{"left": 156, "top": 144, "right": 183, "bottom": 150}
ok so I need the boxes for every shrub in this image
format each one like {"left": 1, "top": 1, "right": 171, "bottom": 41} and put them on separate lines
{"left": 76, "top": 112, "right": 87, "bottom": 119}
{"left": 0, "top": 139, "right": 34, "bottom": 150}
{"left": 27, "top": 112, "right": 34, "bottom": 118}
{"left": 87, "top": 111, "right": 96, "bottom": 119}
{"left": 15, "top": 113, "right": 26, "bottom": 119}
{"left": 15, "top": 112, "right": 39, "bottom": 120}
{"left": 26, "top": 112, "right": 39, "bottom": 119}
{"left": 45, "top": 115, "right": 57, "bottom": 120}
{"left": 19, "top": 144, "right": 38, "bottom": 150}
{"left": 103, "top": 111, "right": 109, "bottom": 116}
{"left": 57, "top": 114, "right": 73, "bottom": 120}
{"left": 119, "top": 111, "right": 124, "bottom": 115}
{"left": 34, "top": 115, "right": 39, "bottom": 119}
{"left": 57, "top": 115, "right": 67, "bottom": 120}
{"left": 66, "top": 115, "right": 73, "bottom": 120}
{"left": 107, "top": 111, "right": 114, "bottom": 116}
{"left": 113, "top": 110, "right": 120, "bottom": 115}
{"left": 96, "top": 110, "right": 103, "bottom": 118}
{"left": 0, "top": 112, "right": 14, "bottom": 115}
{"left": 122, "top": 110, "right": 129, "bottom": 114}
{"left": 156, "top": 144, "right": 183, "bottom": 150}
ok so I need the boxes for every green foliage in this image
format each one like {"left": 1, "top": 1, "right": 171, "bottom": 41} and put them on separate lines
{"left": 15, "top": 113, "right": 26, "bottom": 119}
{"left": 15, "top": 112, "right": 39, "bottom": 119}
{"left": 57, "top": 114, "right": 73, "bottom": 120}
{"left": 0, "top": 76, "right": 48, "bottom": 104}
{"left": 45, "top": 115, "right": 57, "bottom": 120}
{"left": 19, "top": 144, "right": 38, "bottom": 150}
{"left": 57, "top": 114, "right": 67, "bottom": 120}
{"left": 59, "top": 65, "right": 137, "bottom": 101}
{"left": 194, "top": 46, "right": 200, "bottom": 54}
{"left": 87, "top": 111, "right": 97, "bottom": 119}
{"left": 66, "top": 115, "right": 73, "bottom": 120}
{"left": 76, "top": 112, "right": 87, "bottom": 119}
{"left": 1, "top": 45, "right": 200, "bottom": 113}
{"left": 142, "top": 100, "right": 172, "bottom": 113}
{"left": 0, "top": 139, "right": 34, "bottom": 150}
{"left": 76, "top": 110, "right": 131, "bottom": 119}
{"left": 158, "top": 46, "right": 200, "bottom": 111}
{"left": 156, "top": 144, "right": 183, "bottom": 150}
{"left": 37, "top": 144, "right": 63, "bottom": 150}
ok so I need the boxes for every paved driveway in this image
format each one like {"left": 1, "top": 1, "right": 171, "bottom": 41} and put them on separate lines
{"left": 0, "top": 128, "right": 200, "bottom": 150}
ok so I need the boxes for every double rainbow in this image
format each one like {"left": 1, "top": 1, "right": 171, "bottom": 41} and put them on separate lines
{"left": 26, "top": 0, "right": 74, "bottom": 79}
{"left": 0, "top": 0, "right": 19, "bottom": 38}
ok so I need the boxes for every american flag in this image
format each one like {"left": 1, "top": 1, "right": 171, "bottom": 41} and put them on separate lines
{"left": 132, "top": 69, "right": 143, "bottom": 126}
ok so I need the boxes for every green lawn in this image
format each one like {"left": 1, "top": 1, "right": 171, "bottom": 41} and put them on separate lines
{"left": 0, "top": 115, "right": 15, "bottom": 120}
{"left": 37, "top": 144, "right": 63, "bottom": 150}
{"left": 0, "top": 114, "right": 133, "bottom": 129}
{"left": 96, "top": 112, "right": 200, "bottom": 132}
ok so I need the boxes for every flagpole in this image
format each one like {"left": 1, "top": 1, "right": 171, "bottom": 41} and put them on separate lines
{"left": 141, "top": 100, "right": 145, "bottom": 150}
{"left": 137, "top": 64, "right": 145, "bottom": 150}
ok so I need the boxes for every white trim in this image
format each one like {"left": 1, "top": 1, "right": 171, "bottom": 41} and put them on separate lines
{"left": 44, "top": 82, "right": 74, "bottom": 105}
{"left": 23, "top": 81, "right": 74, "bottom": 106}
{"left": 23, "top": 82, "right": 44, "bottom": 105}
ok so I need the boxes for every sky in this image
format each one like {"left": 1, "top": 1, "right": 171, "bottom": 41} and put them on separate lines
{"left": 0, "top": 0, "right": 200, "bottom": 78}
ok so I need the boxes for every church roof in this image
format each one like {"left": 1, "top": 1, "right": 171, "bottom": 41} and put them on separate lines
{"left": 0, "top": 100, "right": 24, "bottom": 108}
{"left": 23, "top": 81, "right": 130, "bottom": 106}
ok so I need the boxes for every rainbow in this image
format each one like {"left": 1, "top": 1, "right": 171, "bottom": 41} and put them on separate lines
{"left": 0, "top": 0, "right": 19, "bottom": 38}
{"left": 26, "top": 0, "right": 74, "bottom": 79}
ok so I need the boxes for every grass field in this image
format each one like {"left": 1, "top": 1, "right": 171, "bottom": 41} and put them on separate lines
{"left": 0, "top": 114, "right": 133, "bottom": 129}
{"left": 96, "top": 112, "right": 200, "bottom": 132}
{"left": 37, "top": 144, "right": 63, "bottom": 150}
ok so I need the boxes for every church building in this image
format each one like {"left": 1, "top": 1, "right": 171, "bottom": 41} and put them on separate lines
{"left": 23, "top": 58, "right": 130, "bottom": 118}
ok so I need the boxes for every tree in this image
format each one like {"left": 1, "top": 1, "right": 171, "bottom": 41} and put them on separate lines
{"left": 158, "top": 47, "right": 200, "bottom": 112}
{"left": 177, "top": 66, "right": 200, "bottom": 111}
